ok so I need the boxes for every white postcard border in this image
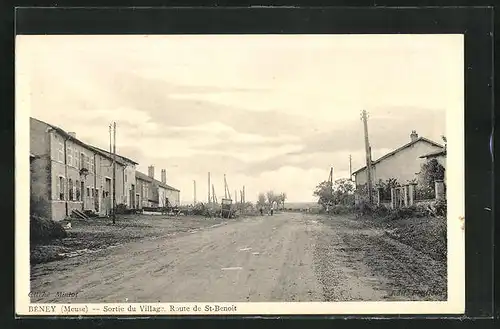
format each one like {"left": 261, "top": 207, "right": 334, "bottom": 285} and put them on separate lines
{"left": 15, "top": 34, "right": 465, "bottom": 316}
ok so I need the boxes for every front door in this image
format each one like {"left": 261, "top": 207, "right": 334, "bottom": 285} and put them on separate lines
{"left": 105, "top": 178, "right": 111, "bottom": 215}
{"left": 130, "top": 185, "right": 135, "bottom": 209}
{"left": 95, "top": 188, "right": 100, "bottom": 213}
{"left": 81, "top": 181, "right": 85, "bottom": 211}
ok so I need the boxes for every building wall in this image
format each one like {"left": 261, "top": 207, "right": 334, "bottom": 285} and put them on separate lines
{"left": 355, "top": 141, "right": 443, "bottom": 187}
{"left": 30, "top": 118, "right": 127, "bottom": 221}
{"left": 123, "top": 165, "right": 136, "bottom": 208}
{"left": 136, "top": 178, "right": 153, "bottom": 208}
{"left": 158, "top": 186, "right": 167, "bottom": 207}
{"left": 165, "top": 189, "right": 180, "bottom": 207}
{"left": 149, "top": 181, "right": 159, "bottom": 206}
{"left": 30, "top": 120, "right": 52, "bottom": 218}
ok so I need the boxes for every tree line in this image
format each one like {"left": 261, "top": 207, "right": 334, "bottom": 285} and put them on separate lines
{"left": 256, "top": 191, "right": 287, "bottom": 210}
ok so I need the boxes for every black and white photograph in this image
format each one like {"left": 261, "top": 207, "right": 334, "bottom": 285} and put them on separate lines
{"left": 16, "top": 34, "right": 465, "bottom": 315}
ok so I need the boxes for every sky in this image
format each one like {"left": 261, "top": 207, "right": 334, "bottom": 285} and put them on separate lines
{"left": 17, "top": 34, "right": 462, "bottom": 203}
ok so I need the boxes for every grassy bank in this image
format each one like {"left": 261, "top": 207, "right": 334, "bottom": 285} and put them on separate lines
{"left": 322, "top": 202, "right": 447, "bottom": 263}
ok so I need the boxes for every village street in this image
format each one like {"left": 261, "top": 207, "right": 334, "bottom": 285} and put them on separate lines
{"left": 30, "top": 212, "right": 446, "bottom": 303}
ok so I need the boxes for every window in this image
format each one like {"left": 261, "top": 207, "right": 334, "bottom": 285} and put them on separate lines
{"left": 90, "top": 155, "right": 94, "bottom": 173}
{"left": 57, "top": 141, "right": 64, "bottom": 162}
{"left": 86, "top": 155, "right": 91, "bottom": 171}
{"left": 67, "top": 145, "right": 73, "bottom": 165}
{"left": 58, "top": 176, "right": 65, "bottom": 200}
{"left": 125, "top": 174, "right": 127, "bottom": 183}
{"left": 68, "top": 179, "right": 74, "bottom": 201}
{"left": 87, "top": 187, "right": 90, "bottom": 197}
{"left": 74, "top": 148, "right": 80, "bottom": 168}
{"left": 80, "top": 153, "right": 86, "bottom": 169}
{"left": 75, "top": 180, "right": 80, "bottom": 201}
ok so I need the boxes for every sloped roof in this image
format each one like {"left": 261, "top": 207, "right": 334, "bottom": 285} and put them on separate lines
{"left": 420, "top": 149, "right": 447, "bottom": 158}
{"left": 352, "top": 137, "right": 444, "bottom": 175}
{"left": 135, "top": 171, "right": 180, "bottom": 192}
{"left": 31, "top": 117, "right": 127, "bottom": 165}
{"left": 90, "top": 146, "right": 139, "bottom": 165}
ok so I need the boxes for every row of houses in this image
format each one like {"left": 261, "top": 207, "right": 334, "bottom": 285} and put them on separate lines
{"left": 352, "top": 130, "right": 447, "bottom": 203}
{"left": 30, "top": 117, "right": 180, "bottom": 221}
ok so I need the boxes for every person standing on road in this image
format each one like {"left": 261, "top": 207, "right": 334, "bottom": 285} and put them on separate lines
{"left": 260, "top": 206, "right": 264, "bottom": 216}
{"left": 270, "top": 202, "right": 275, "bottom": 216}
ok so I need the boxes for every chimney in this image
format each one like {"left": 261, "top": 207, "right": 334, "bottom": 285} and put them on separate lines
{"left": 68, "top": 132, "right": 76, "bottom": 138}
{"left": 161, "top": 169, "right": 167, "bottom": 184}
{"left": 148, "top": 165, "right": 155, "bottom": 178}
{"left": 410, "top": 130, "right": 418, "bottom": 142}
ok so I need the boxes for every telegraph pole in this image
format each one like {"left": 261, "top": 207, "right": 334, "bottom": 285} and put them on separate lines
{"left": 224, "top": 174, "right": 228, "bottom": 199}
{"left": 193, "top": 180, "right": 197, "bottom": 204}
{"left": 349, "top": 154, "right": 352, "bottom": 180}
{"left": 208, "top": 172, "right": 211, "bottom": 204}
{"left": 112, "top": 122, "right": 116, "bottom": 224}
{"left": 361, "top": 110, "right": 373, "bottom": 203}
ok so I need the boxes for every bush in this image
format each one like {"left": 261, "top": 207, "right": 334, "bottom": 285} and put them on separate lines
{"left": 328, "top": 205, "right": 354, "bottom": 215}
{"left": 30, "top": 215, "right": 67, "bottom": 244}
{"left": 30, "top": 196, "right": 50, "bottom": 218}
{"left": 433, "top": 199, "right": 447, "bottom": 217}
{"left": 355, "top": 201, "right": 390, "bottom": 217}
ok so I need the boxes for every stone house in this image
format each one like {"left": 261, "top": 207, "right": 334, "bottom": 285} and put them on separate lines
{"left": 135, "top": 166, "right": 180, "bottom": 209}
{"left": 353, "top": 131, "right": 444, "bottom": 191}
{"left": 30, "top": 118, "right": 130, "bottom": 221}
{"left": 90, "top": 147, "right": 138, "bottom": 210}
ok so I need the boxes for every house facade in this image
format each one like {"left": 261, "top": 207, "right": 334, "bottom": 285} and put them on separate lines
{"left": 135, "top": 166, "right": 181, "bottom": 209}
{"left": 353, "top": 131, "right": 444, "bottom": 188}
{"left": 90, "top": 147, "right": 138, "bottom": 209}
{"left": 419, "top": 149, "right": 447, "bottom": 184}
{"left": 30, "top": 118, "right": 129, "bottom": 221}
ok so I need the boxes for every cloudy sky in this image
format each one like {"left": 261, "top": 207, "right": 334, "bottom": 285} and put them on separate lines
{"left": 17, "top": 34, "right": 462, "bottom": 203}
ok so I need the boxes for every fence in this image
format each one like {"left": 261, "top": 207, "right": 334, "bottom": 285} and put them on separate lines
{"left": 382, "top": 180, "right": 445, "bottom": 209}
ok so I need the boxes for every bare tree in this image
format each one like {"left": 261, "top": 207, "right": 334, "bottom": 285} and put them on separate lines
{"left": 257, "top": 193, "right": 266, "bottom": 208}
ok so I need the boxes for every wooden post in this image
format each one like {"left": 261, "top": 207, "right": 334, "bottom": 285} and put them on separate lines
{"left": 193, "top": 180, "right": 196, "bottom": 204}
{"left": 208, "top": 172, "right": 211, "bottom": 205}
{"left": 403, "top": 185, "right": 409, "bottom": 207}
{"left": 112, "top": 122, "right": 116, "bottom": 224}
{"left": 435, "top": 180, "right": 445, "bottom": 200}
{"left": 361, "top": 110, "right": 373, "bottom": 204}
{"left": 409, "top": 183, "right": 416, "bottom": 206}
{"left": 390, "top": 188, "right": 396, "bottom": 209}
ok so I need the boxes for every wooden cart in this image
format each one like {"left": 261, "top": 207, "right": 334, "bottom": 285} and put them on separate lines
{"left": 221, "top": 198, "right": 234, "bottom": 218}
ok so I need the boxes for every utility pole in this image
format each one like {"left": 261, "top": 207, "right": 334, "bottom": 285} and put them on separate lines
{"left": 208, "top": 172, "right": 211, "bottom": 205}
{"left": 235, "top": 190, "right": 237, "bottom": 203}
{"left": 224, "top": 174, "right": 228, "bottom": 199}
{"left": 329, "top": 166, "right": 334, "bottom": 201}
{"left": 243, "top": 185, "right": 245, "bottom": 203}
{"left": 112, "top": 122, "right": 116, "bottom": 224}
{"left": 212, "top": 184, "right": 217, "bottom": 204}
{"left": 349, "top": 154, "right": 352, "bottom": 180}
{"left": 193, "top": 180, "right": 197, "bottom": 204}
{"left": 361, "top": 110, "right": 373, "bottom": 204}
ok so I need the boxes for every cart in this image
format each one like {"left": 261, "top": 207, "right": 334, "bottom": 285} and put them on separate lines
{"left": 221, "top": 198, "right": 233, "bottom": 218}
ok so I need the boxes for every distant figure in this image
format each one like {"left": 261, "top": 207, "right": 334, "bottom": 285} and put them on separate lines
{"left": 260, "top": 207, "right": 264, "bottom": 216}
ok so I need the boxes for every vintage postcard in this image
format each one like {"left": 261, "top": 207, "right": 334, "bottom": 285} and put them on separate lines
{"left": 16, "top": 34, "right": 465, "bottom": 316}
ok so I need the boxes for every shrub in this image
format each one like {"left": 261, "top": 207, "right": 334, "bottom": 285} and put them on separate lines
{"left": 433, "top": 199, "right": 447, "bottom": 217}
{"left": 30, "top": 196, "right": 50, "bottom": 218}
{"left": 328, "top": 205, "right": 354, "bottom": 215}
{"left": 30, "top": 215, "right": 67, "bottom": 244}
{"left": 115, "top": 203, "right": 129, "bottom": 214}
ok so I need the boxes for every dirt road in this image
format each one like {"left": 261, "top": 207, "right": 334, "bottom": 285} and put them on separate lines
{"left": 30, "top": 212, "right": 446, "bottom": 303}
